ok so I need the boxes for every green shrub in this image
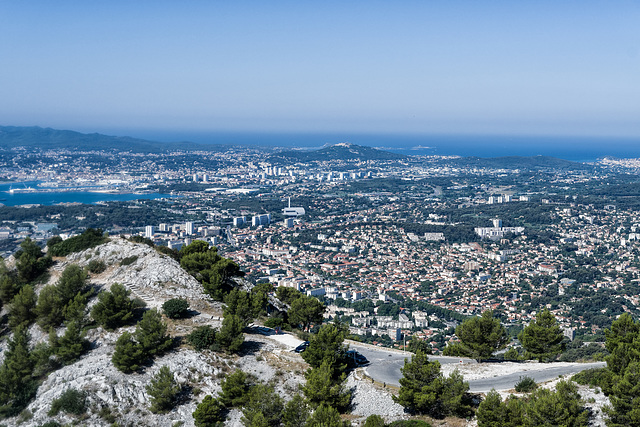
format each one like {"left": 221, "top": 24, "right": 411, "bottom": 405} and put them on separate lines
{"left": 188, "top": 326, "right": 217, "bottom": 351}
{"left": 515, "top": 376, "right": 537, "bottom": 393}
{"left": 572, "top": 367, "right": 614, "bottom": 389}
{"left": 388, "top": 421, "right": 432, "bottom": 427}
{"left": 48, "top": 389, "right": 86, "bottom": 416}
{"left": 38, "top": 422, "right": 61, "bottom": 427}
{"left": 363, "top": 414, "right": 385, "bottom": 427}
{"left": 48, "top": 228, "right": 108, "bottom": 257}
{"left": 87, "top": 259, "right": 107, "bottom": 274}
{"left": 119, "top": 255, "right": 138, "bottom": 266}
{"left": 162, "top": 298, "right": 189, "bottom": 319}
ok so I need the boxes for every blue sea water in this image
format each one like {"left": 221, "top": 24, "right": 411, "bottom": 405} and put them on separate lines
{"left": 0, "top": 182, "right": 174, "bottom": 207}
{"left": 133, "top": 130, "right": 640, "bottom": 162}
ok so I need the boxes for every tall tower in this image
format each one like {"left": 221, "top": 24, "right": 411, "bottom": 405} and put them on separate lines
{"left": 185, "top": 221, "right": 194, "bottom": 235}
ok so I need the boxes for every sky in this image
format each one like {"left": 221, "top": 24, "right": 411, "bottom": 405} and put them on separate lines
{"left": 1, "top": 1, "right": 639, "bottom": 139}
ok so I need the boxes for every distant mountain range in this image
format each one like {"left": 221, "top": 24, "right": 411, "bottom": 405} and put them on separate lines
{"left": 0, "top": 126, "right": 591, "bottom": 170}
{"left": 269, "top": 142, "right": 406, "bottom": 162}
{"left": 445, "top": 155, "right": 590, "bottom": 170}
{"left": 0, "top": 125, "right": 237, "bottom": 153}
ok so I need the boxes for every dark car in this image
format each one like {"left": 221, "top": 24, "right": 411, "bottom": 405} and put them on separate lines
{"left": 293, "top": 341, "right": 310, "bottom": 353}
{"left": 345, "top": 350, "right": 369, "bottom": 367}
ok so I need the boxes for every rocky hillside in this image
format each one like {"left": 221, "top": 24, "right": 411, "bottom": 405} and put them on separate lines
{"left": 0, "top": 238, "right": 405, "bottom": 427}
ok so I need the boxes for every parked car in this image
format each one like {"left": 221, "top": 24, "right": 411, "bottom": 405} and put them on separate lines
{"left": 293, "top": 341, "right": 310, "bottom": 353}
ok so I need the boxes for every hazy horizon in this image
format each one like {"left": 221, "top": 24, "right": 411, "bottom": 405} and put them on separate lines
{"left": 1, "top": 2, "right": 639, "bottom": 138}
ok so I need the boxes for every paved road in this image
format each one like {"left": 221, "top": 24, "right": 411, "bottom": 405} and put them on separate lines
{"left": 468, "top": 362, "right": 606, "bottom": 392}
{"left": 350, "top": 343, "right": 476, "bottom": 387}
{"left": 349, "top": 342, "right": 605, "bottom": 392}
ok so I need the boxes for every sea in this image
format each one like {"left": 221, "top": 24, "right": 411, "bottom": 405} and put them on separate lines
{"left": 135, "top": 131, "right": 640, "bottom": 162}
{"left": 0, "top": 181, "right": 174, "bottom": 207}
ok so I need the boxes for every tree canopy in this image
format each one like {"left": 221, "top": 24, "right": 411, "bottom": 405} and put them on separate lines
{"left": 455, "top": 310, "right": 508, "bottom": 361}
{"left": 518, "top": 309, "right": 565, "bottom": 362}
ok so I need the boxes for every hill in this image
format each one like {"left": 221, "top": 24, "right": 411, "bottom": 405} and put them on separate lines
{"left": 0, "top": 126, "right": 236, "bottom": 153}
{"left": 269, "top": 142, "right": 406, "bottom": 162}
{"left": 445, "top": 155, "right": 590, "bottom": 171}
{"left": 0, "top": 238, "right": 399, "bottom": 426}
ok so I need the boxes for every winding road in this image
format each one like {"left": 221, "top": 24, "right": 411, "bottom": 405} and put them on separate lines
{"left": 348, "top": 342, "right": 605, "bottom": 392}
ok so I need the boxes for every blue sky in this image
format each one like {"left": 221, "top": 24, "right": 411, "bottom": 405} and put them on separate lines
{"left": 1, "top": 1, "right": 639, "bottom": 138}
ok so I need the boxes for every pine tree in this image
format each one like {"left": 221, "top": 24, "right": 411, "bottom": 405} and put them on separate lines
{"left": 393, "top": 350, "right": 471, "bottom": 417}
{"left": 36, "top": 284, "right": 64, "bottom": 329}
{"left": 303, "top": 360, "right": 351, "bottom": 411}
{"left": 455, "top": 310, "right": 508, "bottom": 361}
{"left": 0, "top": 326, "right": 38, "bottom": 416}
{"left": 282, "top": 394, "right": 310, "bottom": 427}
{"left": 241, "top": 383, "right": 284, "bottom": 427}
{"left": 135, "top": 308, "right": 173, "bottom": 357}
{"left": 54, "top": 321, "right": 89, "bottom": 364}
{"left": 91, "top": 283, "right": 136, "bottom": 330}
{"left": 146, "top": 365, "right": 181, "bottom": 414}
{"left": 112, "top": 331, "right": 145, "bottom": 373}
{"left": 7, "top": 284, "right": 36, "bottom": 330}
{"left": 193, "top": 395, "right": 225, "bottom": 427}
{"left": 216, "top": 313, "right": 244, "bottom": 353}
{"left": 518, "top": 309, "right": 565, "bottom": 362}
{"left": 306, "top": 404, "right": 349, "bottom": 427}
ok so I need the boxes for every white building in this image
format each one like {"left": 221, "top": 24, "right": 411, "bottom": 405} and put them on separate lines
{"left": 185, "top": 221, "right": 194, "bottom": 235}
{"left": 145, "top": 225, "right": 155, "bottom": 239}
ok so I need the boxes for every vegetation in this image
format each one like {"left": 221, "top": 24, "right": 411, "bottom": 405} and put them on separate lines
{"left": 111, "top": 331, "right": 145, "bottom": 373}
{"left": 91, "top": 283, "right": 139, "bottom": 330}
{"left": 48, "top": 388, "right": 87, "bottom": 416}
{"left": 514, "top": 376, "right": 537, "bottom": 393}
{"left": 193, "top": 395, "right": 225, "bottom": 426}
{"left": 162, "top": 298, "right": 190, "bottom": 319}
{"left": 393, "top": 350, "right": 471, "bottom": 418}
{"left": 302, "top": 360, "right": 351, "bottom": 411}
{"left": 7, "top": 284, "right": 36, "bottom": 330}
{"left": 518, "top": 309, "right": 565, "bottom": 362}
{"left": 216, "top": 313, "right": 245, "bottom": 353}
{"left": 453, "top": 310, "right": 508, "bottom": 361}
{"left": 477, "top": 380, "right": 588, "bottom": 427}
{"left": 146, "top": 366, "right": 181, "bottom": 414}
{"left": 15, "top": 238, "right": 52, "bottom": 284}
{"left": 187, "top": 326, "right": 218, "bottom": 351}
{"left": 0, "top": 326, "right": 38, "bottom": 417}
{"left": 86, "top": 259, "right": 106, "bottom": 274}
{"left": 47, "top": 228, "right": 108, "bottom": 257}
{"left": 179, "top": 241, "right": 244, "bottom": 301}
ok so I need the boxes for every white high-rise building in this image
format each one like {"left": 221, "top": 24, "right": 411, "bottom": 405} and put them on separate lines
{"left": 185, "top": 221, "right": 194, "bottom": 235}
{"left": 145, "top": 225, "right": 155, "bottom": 238}
{"left": 193, "top": 174, "right": 198, "bottom": 182}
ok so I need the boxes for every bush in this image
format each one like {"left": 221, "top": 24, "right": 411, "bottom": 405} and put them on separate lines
{"left": 162, "top": 298, "right": 189, "bottom": 319}
{"left": 572, "top": 367, "right": 614, "bottom": 389}
{"left": 514, "top": 376, "right": 537, "bottom": 393}
{"left": 388, "top": 422, "right": 433, "bottom": 427}
{"left": 87, "top": 259, "right": 106, "bottom": 274}
{"left": 119, "top": 255, "right": 138, "bottom": 266}
{"left": 363, "top": 414, "right": 385, "bottom": 427}
{"left": 48, "top": 228, "right": 108, "bottom": 257}
{"left": 188, "top": 326, "right": 217, "bottom": 351}
{"left": 48, "top": 388, "right": 86, "bottom": 416}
